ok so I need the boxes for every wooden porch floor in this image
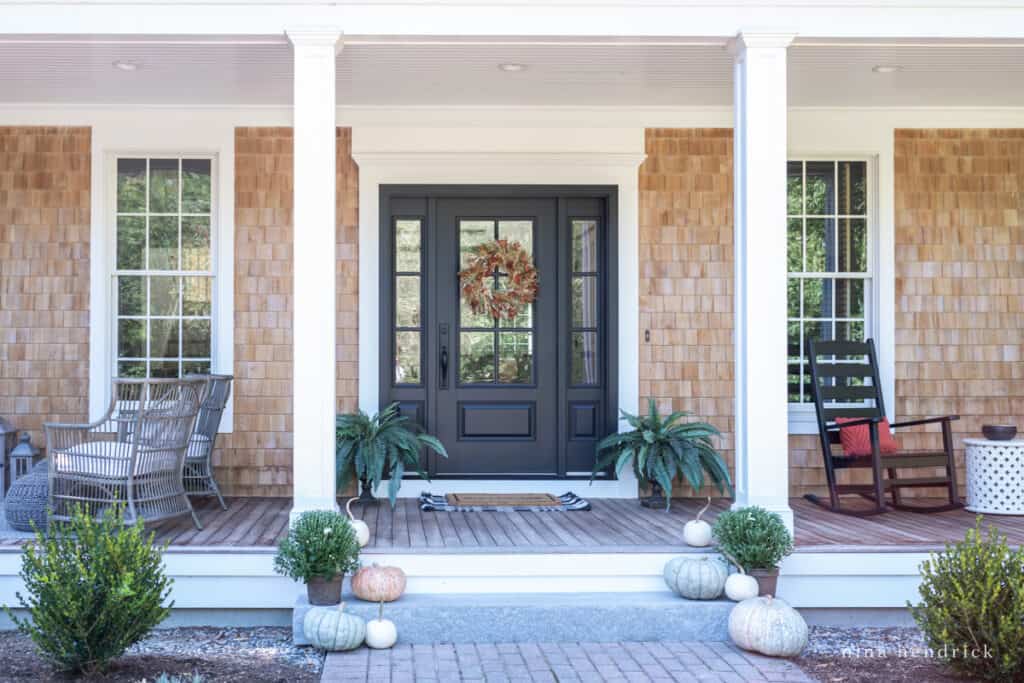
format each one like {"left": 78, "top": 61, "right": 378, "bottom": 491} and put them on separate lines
{"left": 132, "top": 496, "right": 1024, "bottom": 553}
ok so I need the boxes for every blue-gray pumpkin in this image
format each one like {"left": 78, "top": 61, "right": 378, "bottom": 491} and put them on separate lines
{"left": 303, "top": 602, "right": 367, "bottom": 651}
{"left": 663, "top": 556, "right": 728, "bottom": 600}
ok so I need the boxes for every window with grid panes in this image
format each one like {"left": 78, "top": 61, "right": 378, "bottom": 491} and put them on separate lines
{"left": 114, "top": 157, "right": 214, "bottom": 379}
{"left": 787, "top": 160, "right": 870, "bottom": 404}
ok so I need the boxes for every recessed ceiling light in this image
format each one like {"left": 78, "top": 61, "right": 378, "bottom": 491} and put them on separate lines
{"left": 871, "top": 64, "right": 902, "bottom": 74}
{"left": 498, "top": 63, "right": 527, "bottom": 73}
{"left": 112, "top": 60, "right": 139, "bottom": 72}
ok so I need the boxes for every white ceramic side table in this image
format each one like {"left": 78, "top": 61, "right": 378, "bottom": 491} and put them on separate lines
{"left": 964, "top": 438, "right": 1024, "bottom": 515}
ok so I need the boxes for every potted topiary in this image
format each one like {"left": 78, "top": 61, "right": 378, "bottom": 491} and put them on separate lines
{"left": 712, "top": 506, "right": 793, "bottom": 596}
{"left": 591, "top": 398, "right": 732, "bottom": 509}
{"left": 274, "top": 510, "right": 361, "bottom": 606}
{"left": 336, "top": 403, "right": 448, "bottom": 506}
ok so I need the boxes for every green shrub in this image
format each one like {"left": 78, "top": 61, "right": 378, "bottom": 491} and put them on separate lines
{"left": 2, "top": 505, "right": 173, "bottom": 674}
{"left": 273, "top": 509, "right": 361, "bottom": 582}
{"left": 910, "top": 520, "right": 1024, "bottom": 681}
{"left": 712, "top": 506, "right": 793, "bottom": 571}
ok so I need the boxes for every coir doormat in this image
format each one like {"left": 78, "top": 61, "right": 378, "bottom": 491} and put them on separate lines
{"left": 419, "top": 492, "right": 591, "bottom": 512}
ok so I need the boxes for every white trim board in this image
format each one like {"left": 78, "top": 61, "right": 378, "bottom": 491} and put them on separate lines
{"left": 353, "top": 126, "right": 645, "bottom": 498}
{"left": 6, "top": 2, "right": 1024, "bottom": 39}
{"left": 0, "top": 546, "right": 933, "bottom": 612}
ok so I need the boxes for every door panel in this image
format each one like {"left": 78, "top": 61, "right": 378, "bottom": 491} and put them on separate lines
{"left": 379, "top": 187, "right": 616, "bottom": 479}
{"left": 434, "top": 198, "right": 558, "bottom": 476}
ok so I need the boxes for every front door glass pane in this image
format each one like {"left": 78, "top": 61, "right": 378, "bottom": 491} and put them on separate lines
{"left": 458, "top": 219, "right": 535, "bottom": 384}
{"left": 570, "top": 219, "right": 601, "bottom": 385}
{"left": 392, "top": 219, "right": 422, "bottom": 385}
{"left": 498, "top": 332, "right": 533, "bottom": 383}
{"left": 460, "top": 332, "right": 495, "bottom": 383}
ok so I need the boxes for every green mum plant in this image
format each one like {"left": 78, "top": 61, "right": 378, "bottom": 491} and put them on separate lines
{"left": 273, "top": 510, "right": 361, "bottom": 583}
{"left": 910, "top": 519, "right": 1024, "bottom": 682}
{"left": 336, "top": 402, "right": 449, "bottom": 507}
{"left": 712, "top": 506, "right": 793, "bottom": 571}
{"left": 2, "top": 505, "right": 172, "bottom": 675}
{"left": 591, "top": 398, "right": 732, "bottom": 509}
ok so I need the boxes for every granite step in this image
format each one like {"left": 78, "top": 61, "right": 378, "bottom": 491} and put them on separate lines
{"left": 294, "top": 591, "right": 733, "bottom": 645}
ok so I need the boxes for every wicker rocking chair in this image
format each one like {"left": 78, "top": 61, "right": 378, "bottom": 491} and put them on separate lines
{"left": 183, "top": 374, "right": 233, "bottom": 510}
{"left": 805, "top": 338, "right": 962, "bottom": 516}
{"left": 45, "top": 378, "right": 205, "bottom": 528}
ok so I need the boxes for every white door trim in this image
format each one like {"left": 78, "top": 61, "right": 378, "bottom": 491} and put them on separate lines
{"left": 352, "top": 128, "right": 645, "bottom": 498}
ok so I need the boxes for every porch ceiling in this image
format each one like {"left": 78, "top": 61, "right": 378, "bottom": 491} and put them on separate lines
{"left": 2, "top": 35, "right": 1024, "bottom": 107}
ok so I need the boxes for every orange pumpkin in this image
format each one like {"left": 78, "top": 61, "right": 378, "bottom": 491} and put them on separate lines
{"left": 351, "top": 563, "right": 406, "bottom": 602}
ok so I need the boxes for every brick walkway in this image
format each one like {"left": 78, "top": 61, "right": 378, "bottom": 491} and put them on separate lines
{"left": 322, "top": 642, "right": 814, "bottom": 682}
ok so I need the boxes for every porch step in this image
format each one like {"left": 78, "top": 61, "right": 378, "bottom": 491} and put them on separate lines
{"left": 293, "top": 592, "right": 732, "bottom": 645}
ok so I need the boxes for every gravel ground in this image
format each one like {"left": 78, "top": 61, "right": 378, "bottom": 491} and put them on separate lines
{"left": 0, "top": 627, "right": 323, "bottom": 682}
{"left": 796, "top": 626, "right": 973, "bottom": 682}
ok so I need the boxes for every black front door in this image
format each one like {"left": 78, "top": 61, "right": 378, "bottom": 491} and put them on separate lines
{"left": 380, "top": 187, "right": 617, "bottom": 479}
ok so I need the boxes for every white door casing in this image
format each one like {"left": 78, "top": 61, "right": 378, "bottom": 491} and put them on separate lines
{"left": 353, "top": 127, "right": 645, "bottom": 497}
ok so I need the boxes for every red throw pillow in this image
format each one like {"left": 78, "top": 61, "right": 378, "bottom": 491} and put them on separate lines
{"left": 835, "top": 417, "right": 901, "bottom": 457}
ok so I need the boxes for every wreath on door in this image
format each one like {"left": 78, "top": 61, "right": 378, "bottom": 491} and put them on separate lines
{"left": 458, "top": 239, "right": 539, "bottom": 321}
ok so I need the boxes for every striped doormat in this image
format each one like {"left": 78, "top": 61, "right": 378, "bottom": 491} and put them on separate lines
{"left": 419, "top": 491, "right": 591, "bottom": 512}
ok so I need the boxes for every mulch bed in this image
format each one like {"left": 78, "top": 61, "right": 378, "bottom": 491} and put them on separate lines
{"left": 796, "top": 626, "right": 977, "bottom": 683}
{"left": 0, "top": 627, "right": 323, "bottom": 682}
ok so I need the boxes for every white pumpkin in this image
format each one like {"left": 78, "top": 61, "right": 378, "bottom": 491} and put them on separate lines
{"left": 346, "top": 497, "right": 370, "bottom": 548}
{"left": 725, "top": 573, "right": 759, "bottom": 602}
{"left": 365, "top": 602, "right": 398, "bottom": 649}
{"left": 728, "top": 596, "right": 808, "bottom": 658}
{"left": 718, "top": 549, "right": 760, "bottom": 602}
{"left": 683, "top": 496, "right": 713, "bottom": 547}
{"left": 303, "top": 602, "right": 367, "bottom": 651}
{"left": 663, "top": 556, "right": 728, "bottom": 600}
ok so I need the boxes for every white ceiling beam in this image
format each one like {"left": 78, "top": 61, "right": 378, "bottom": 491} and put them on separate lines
{"left": 3, "top": 2, "right": 1024, "bottom": 40}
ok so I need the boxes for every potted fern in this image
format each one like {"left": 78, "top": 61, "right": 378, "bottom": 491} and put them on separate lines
{"left": 336, "top": 402, "right": 448, "bottom": 507}
{"left": 591, "top": 398, "right": 732, "bottom": 509}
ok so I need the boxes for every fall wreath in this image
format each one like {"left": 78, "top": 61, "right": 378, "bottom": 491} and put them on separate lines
{"left": 459, "top": 239, "right": 539, "bottom": 321}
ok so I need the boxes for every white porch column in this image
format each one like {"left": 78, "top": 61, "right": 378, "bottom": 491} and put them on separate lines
{"left": 731, "top": 32, "right": 795, "bottom": 533}
{"left": 288, "top": 28, "right": 342, "bottom": 516}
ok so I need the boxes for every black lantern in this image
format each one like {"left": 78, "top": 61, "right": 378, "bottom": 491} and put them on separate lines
{"left": 0, "top": 417, "right": 13, "bottom": 493}
{"left": 9, "top": 434, "right": 40, "bottom": 487}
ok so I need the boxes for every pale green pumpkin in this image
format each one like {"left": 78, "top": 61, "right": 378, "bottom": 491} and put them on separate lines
{"left": 663, "top": 556, "right": 728, "bottom": 600}
{"left": 303, "top": 602, "right": 367, "bottom": 651}
{"left": 728, "top": 596, "right": 808, "bottom": 657}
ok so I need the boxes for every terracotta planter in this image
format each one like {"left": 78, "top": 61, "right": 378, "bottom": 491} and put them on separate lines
{"left": 306, "top": 575, "right": 343, "bottom": 606}
{"left": 748, "top": 568, "right": 779, "bottom": 597}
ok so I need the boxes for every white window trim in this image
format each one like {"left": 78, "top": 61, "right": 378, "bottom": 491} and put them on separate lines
{"left": 90, "top": 146, "right": 234, "bottom": 433}
{"left": 787, "top": 153, "right": 889, "bottom": 435}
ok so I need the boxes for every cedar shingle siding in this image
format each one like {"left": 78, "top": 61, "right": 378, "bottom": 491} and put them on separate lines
{"left": 215, "top": 127, "right": 358, "bottom": 497}
{"left": 4, "top": 125, "right": 1019, "bottom": 500}
{"left": 642, "top": 127, "right": 1024, "bottom": 498}
{"left": 639, "top": 129, "right": 737, "bottom": 488}
{"left": 891, "top": 129, "right": 1024, "bottom": 497}
{"left": 0, "top": 127, "right": 91, "bottom": 446}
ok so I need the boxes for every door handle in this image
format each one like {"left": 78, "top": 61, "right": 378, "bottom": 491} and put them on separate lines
{"left": 439, "top": 323, "right": 450, "bottom": 389}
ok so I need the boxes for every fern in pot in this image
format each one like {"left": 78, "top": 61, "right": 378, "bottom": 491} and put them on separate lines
{"left": 592, "top": 398, "right": 732, "bottom": 509}
{"left": 336, "top": 402, "right": 449, "bottom": 506}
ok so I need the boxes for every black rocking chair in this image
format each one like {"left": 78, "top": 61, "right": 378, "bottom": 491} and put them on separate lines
{"left": 805, "top": 338, "right": 962, "bottom": 516}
